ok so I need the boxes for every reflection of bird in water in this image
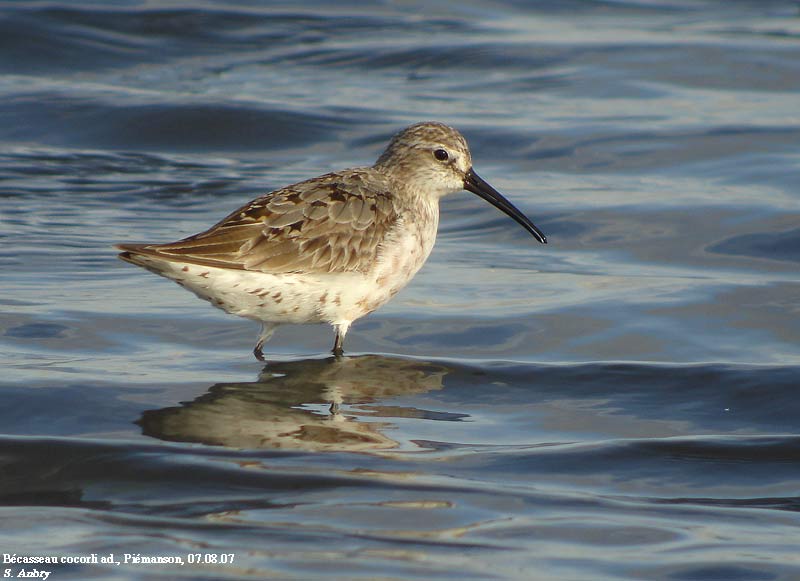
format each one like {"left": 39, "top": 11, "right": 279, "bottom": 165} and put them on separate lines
{"left": 138, "top": 355, "right": 455, "bottom": 452}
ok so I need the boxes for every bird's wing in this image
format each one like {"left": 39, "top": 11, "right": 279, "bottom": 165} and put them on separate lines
{"left": 117, "top": 170, "right": 398, "bottom": 274}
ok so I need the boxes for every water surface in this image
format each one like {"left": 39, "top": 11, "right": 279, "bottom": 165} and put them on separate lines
{"left": 1, "top": 1, "right": 799, "bottom": 579}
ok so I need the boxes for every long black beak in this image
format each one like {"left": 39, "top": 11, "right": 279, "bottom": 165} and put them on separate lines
{"left": 464, "top": 169, "right": 547, "bottom": 244}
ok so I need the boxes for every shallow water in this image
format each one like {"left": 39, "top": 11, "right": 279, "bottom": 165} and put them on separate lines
{"left": 1, "top": 1, "right": 800, "bottom": 579}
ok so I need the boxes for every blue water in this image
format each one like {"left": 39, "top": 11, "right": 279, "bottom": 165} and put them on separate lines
{"left": 1, "top": 1, "right": 800, "bottom": 579}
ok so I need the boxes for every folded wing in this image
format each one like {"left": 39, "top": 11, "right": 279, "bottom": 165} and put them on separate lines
{"left": 117, "top": 170, "right": 397, "bottom": 274}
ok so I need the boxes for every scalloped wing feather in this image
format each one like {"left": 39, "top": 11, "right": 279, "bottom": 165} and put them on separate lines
{"left": 119, "top": 170, "right": 398, "bottom": 274}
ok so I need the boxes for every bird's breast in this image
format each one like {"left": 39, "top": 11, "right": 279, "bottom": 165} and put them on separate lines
{"left": 370, "top": 203, "right": 439, "bottom": 296}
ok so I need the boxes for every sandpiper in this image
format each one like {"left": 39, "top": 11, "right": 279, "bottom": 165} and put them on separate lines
{"left": 117, "top": 122, "right": 547, "bottom": 360}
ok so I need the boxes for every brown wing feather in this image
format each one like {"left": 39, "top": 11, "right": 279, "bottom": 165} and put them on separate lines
{"left": 117, "top": 169, "right": 398, "bottom": 274}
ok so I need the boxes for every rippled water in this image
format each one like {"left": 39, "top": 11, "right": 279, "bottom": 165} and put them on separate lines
{"left": 2, "top": 1, "right": 800, "bottom": 579}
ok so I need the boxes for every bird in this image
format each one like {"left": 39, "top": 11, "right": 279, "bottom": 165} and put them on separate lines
{"left": 116, "top": 121, "right": 547, "bottom": 360}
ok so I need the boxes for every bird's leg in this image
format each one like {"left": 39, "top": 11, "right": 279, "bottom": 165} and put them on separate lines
{"left": 331, "top": 322, "right": 350, "bottom": 358}
{"left": 253, "top": 342, "right": 266, "bottom": 362}
{"left": 253, "top": 323, "right": 277, "bottom": 362}
{"left": 332, "top": 332, "right": 344, "bottom": 358}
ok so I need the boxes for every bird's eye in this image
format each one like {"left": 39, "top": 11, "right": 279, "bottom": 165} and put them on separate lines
{"left": 433, "top": 148, "right": 449, "bottom": 162}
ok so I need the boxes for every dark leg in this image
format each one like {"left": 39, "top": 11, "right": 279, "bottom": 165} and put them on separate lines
{"left": 332, "top": 331, "right": 344, "bottom": 357}
{"left": 253, "top": 341, "right": 266, "bottom": 362}
{"left": 253, "top": 323, "right": 276, "bottom": 361}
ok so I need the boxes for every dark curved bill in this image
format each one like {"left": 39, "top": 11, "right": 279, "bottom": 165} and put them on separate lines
{"left": 464, "top": 169, "right": 547, "bottom": 244}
